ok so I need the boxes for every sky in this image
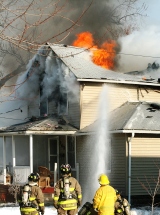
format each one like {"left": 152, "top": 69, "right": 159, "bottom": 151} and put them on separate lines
{"left": 118, "top": 0, "right": 160, "bottom": 73}
{"left": 143, "top": 0, "right": 160, "bottom": 25}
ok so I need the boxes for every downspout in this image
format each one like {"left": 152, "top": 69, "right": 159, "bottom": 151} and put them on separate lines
{"left": 128, "top": 132, "right": 135, "bottom": 204}
{"left": 12, "top": 135, "right": 16, "bottom": 183}
{"left": 3, "top": 136, "right": 6, "bottom": 185}
{"left": 29, "top": 135, "right": 33, "bottom": 173}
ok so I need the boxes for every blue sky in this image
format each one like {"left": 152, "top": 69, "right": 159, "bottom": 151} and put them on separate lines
{"left": 141, "top": 0, "right": 160, "bottom": 25}
{"left": 117, "top": 0, "right": 160, "bottom": 73}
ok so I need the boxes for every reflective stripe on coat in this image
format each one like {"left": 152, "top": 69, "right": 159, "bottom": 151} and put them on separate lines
{"left": 53, "top": 176, "right": 82, "bottom": 211}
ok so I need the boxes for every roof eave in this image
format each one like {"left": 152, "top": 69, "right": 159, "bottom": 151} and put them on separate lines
{"left": 76, "top": 129, "right": 160, "bottom": 135}
{"left": 77, "top": 78, "right": 160, "bottom": 86}
{"left": 0, "top": 130, "right": 77, "bottom": 136}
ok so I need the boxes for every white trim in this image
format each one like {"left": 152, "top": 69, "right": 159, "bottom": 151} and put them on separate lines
{"left": 76, "top": 130, "right": 160, "bottom": 135}
{"left": 0, "top": 131, "right": 77, "bottom": 136}
{"left": 77, "top": 78, "right": 160, "bottom": 86}
{"left": 2, "top": 129, "right": 160, "bottom": 136}
{"left": 12, "top": 135, "right": 16, "bottom": 167}
{"left": 54, "top": 163, "right": 57, "bottom": 186}
{"left": 109, "top": 130, "right": 160, "bottom": 134}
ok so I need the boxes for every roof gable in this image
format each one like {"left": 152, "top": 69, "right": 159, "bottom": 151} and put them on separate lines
{"left": 48, "top": 43, "right": 160, "bottom": 86}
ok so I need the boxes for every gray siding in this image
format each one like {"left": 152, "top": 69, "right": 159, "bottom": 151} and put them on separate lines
{"left": 110, "top": 134, "right": 127, "bottom": 195}
{"left": 28, "top": 96, "right": 40, "bottom": 117}
{"left": 76, "top": 133, "right": 127, "bottom": 203}
{"left": 67, "top": 102, "right": 80, "bottom": 128}
{"left": 76, "top": 135, "right": 97, "bottom": 203}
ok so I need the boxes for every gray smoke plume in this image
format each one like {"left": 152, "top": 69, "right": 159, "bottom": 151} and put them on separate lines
{"left": 117, "top": 25, "right": 160, "bottom": 74}
{"left": 15, "top": 45, "right": 80, "bottom": 116}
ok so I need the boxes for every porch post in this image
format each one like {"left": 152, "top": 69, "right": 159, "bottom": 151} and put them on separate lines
{"left": 12, "top": 135, "right": 16, "bottom": 168}
{"left": 29, "top": 135, "right": 33, "bottom": 173}
{"left": 3, "top": 136, "right": 6, "bottom": 184}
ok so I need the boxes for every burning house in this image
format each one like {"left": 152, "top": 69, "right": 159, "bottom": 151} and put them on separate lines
{"left": 1, "top": 42, "right": 160, "bottom": 206}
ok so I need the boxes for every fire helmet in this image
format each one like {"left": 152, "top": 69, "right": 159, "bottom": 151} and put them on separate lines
{"left": 28, "top": 173, "right": 40, "bottom": 182}
{"left": 98, "top": 174, "right": 110, "bottom": 185}
{"left": 60, "top": 164, "right": 71, "bottom": 175}
{"left": 115, "top": 189, "right": 120, "bottom": 195}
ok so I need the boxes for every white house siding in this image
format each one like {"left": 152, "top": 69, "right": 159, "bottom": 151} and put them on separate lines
{"left": 80, "top": 82, "right": 138, "bottom": 129}
{"left": 131, "top": 135, "right": 160, "bottom": 195}
{"left": 80, "top": 83, "right": 102, "bottom": 129}
{"left": 138, "top": 86, "right": 160, "bottom": 102}
{"left": 108, "top": 84, "right": 138, "bottom": 111}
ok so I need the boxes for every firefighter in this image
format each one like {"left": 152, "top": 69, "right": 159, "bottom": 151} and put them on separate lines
{"left": 93, "top": 174, "right": 117, "bottom": 215}
{"left": 53, "top": 163, "right": 82, "bottom": 215}
{"left": 114, "top": 190, "right": 131, "bottom": 215}
{"left": 18, "top": 172, "right": 45, "bottom": 215}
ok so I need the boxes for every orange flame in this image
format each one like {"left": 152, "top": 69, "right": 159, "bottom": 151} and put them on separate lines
{"left": 72, "top": 32, "right": 116, "bottom": 69}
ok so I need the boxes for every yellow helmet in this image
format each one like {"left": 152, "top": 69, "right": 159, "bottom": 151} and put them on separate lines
{"left": 98, "top": 174, "right": 110, "bottom": 185}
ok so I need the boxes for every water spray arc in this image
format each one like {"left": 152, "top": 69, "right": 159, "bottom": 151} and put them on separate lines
{"left": 83, "top": 84, "right": 110, "bottom": 203}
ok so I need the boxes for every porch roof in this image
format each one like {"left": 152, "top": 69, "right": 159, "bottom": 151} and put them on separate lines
{"left": 78, "top": 101, "right": 160, "bottom": 134}
{"left": 48, "top": 43, "right": 160, "bottom": 86}
{"left": 0, "top": 115, "right": 77, "bottom": 135}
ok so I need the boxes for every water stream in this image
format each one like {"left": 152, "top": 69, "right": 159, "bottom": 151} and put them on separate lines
{"left": 83, "top": 84, "right": 110, "bottom": 203}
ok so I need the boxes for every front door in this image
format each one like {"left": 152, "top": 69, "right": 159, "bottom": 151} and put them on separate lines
{"left": 48, "top": 137, "right": 59, "bottom": 177}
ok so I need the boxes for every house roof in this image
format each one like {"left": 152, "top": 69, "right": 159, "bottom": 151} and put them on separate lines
{"left": 48, "top": 43, "right": 160, "bottom": 86}
{"left": 109, "top": 101, "right": 160, "bottom": 131}
{"left": 0, "top": 115, "right": 77, "bottom": 135}
{"left": 78, "top": 101, "right": 160, "bottom": 134}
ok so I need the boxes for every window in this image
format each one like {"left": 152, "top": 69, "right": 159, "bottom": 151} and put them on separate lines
{"left": 58, "top": 89, "right": 68, "bottom": 115}
{"left": 39, "top": 86, "right": 48, "bottom": 116}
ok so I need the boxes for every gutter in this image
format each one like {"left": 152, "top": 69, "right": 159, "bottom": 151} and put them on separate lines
{"left": 0, "top": 130, "right": 77, "bottom": 136}
{"left": 75, "top": 129, "right": 160, "bottom": 136}
{"left": 128, "top": 132, "right": 135, "bottom": 204}
{"left": 77, "top": 78, "right": 160, "bottom": 86}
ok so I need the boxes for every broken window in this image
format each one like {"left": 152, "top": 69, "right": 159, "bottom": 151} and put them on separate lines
{"left": 39, "top": 86, "right": 48, "bottom": 116}
{"left": 58, "top": 88, "right": 68, "bottom": 115}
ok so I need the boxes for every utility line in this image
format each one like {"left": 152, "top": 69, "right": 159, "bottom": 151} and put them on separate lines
{"left": 117, "top": 52, "right": 160, "bottom": 59}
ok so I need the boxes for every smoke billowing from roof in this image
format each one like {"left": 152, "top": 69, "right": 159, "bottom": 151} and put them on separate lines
{"left": 63, "top": 0, "right": 115, "bottom": 45}
{"left": 117, "top": 26, "right": 160, "bottom": 74}
{"left": 15, "top": 46, "right": 80, "bottom": 114}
